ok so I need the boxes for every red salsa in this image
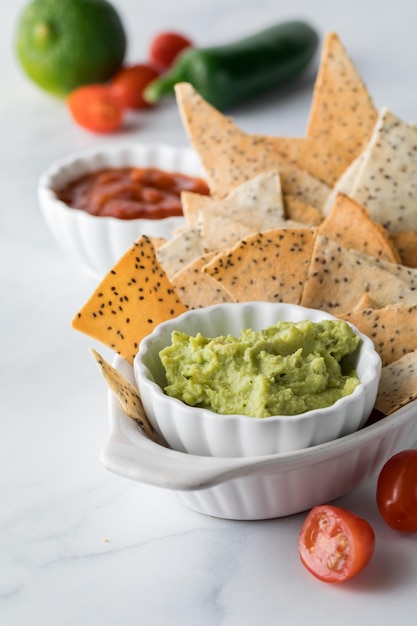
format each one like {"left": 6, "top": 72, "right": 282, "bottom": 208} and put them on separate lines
{"left": 55, "top": 166, "right": 210, "bottom": 220}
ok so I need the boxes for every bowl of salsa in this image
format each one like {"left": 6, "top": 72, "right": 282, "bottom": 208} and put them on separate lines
{"left": 38, "top": 143, "right": 209, "bottom": 279}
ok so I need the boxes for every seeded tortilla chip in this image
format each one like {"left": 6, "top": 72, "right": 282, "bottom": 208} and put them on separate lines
{"left": 283, "top": 194, "right": 323, "bottom": 227}
{"left": 176, "top": 82, "right": 273, "bottom": 197}
{"left": 296, "top": 136, "right": 356, "bottom": 188}
{"left": 306, "top": 32, "right": 378, "bottom": 165}
{"left": 375, "top": 351, "right": 417, "bottom": 415}
{"left": 181, "top": 191, "right": 209, "bottom": 228}
{"left": 72, "top": 235, "right": 187, "bottom": 363}
{"left": 261, "top": 135, "right": 348, "bottom": 188}
{"left": 203, "top": 228, "right": 317, "bottom": 304}
{"left": 171, "top": 252, "right": 235, "bottom": 309}
{"left": 318, "top": 192, "right": 401, "bottom": 262}
{"left": 147, "top": 236, "right": 168, "bottom": 250}
{"left": 89, "top": 348, "right": 166, "bottom": 445}
{"left": 175, "top": 82, "right": 331, "bottom": 209}
{"left": 322, "top": 151, "right": 367, "bottom": 214}
{"left": 186, "top": 170, "right": 285, "bottom": 229}
{"left": 300, "top": 234, "right": 417, "bottom": 314}
{"left": 156, "top": 228, "right": 205, "bottom": 278}
{"left": 272, "top": 134, "right": 361, "bottom": 188}
{"left": 212, "top": 170, "right": 285, "bottom": 226}
{"left": 201, "top": 212, "right": 305, "bottom": 252}
{"left": 201, "top": 213, "right": 255, "bottom": 251}
{"left": 279, "top": 166, "right": 330, "bottom": 210}
{"left": 347, "top": 108, "right": 417, "bottom": 233}
{"left": 352, "top": 293, "right": 381, "bottom": 312}
{"left": 340, "top": 303, "right": 417, "bottom": 366}
{"left": 371, "top": 255, "right": 417, "bottom": 289}
{"left": 390, "top": 231, "right": 417, "bottom": 268}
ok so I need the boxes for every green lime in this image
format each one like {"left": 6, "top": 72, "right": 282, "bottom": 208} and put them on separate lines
{"left": 15, "top": 0, "right": 127, "bottom": 97}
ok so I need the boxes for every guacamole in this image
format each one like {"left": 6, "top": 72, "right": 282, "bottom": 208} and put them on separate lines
{"left": 159, "top": 320, "right": 361, "bottom": 417}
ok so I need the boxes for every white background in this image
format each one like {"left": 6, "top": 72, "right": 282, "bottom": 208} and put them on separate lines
{"left": 2, "top": 1, "right": 417, "bottom": 624}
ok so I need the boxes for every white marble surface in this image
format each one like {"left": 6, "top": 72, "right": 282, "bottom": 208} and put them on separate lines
{"left": 2, "top": 1, "right": 417, "bottom": 624}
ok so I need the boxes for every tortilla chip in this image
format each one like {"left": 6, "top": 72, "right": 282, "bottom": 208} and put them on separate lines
{"left": 318, "top": 192, "right": 401, "bottom": 262}
{"left": 375, "top": 351, "right": 417, "bottom": 415}
{"left": 203, "top": 228, "right": 317, "bottom": 304}
{"left": 283, "top": 194, "right": 323, "bottom": 226}
{"left": 171, "top": 253, "right": 235, "bottom": 308}
{"left": 300, "top": 234, "right": 417, "bottom": 314}
{"left": 147, "top": 236, "right": 168, "bottom": 250}
{"left": 262, "top": 135, "right": 349, "bottom": 188}
{"left": 72, "top": 235, "right": 187, "bottom": 363}
{"left": 181, "top": 191, "right": 209, "bottom": 228}
{"left": 347, "top": 108, "right": 417, "bottom": 233}
{"left": 297, "top": 137, "right": 358, "bottom": 188}
{"left": 322, "top": 151, "right": 367, "bottom": 214}
{"left": 156, "top": 228, "right": 205, "bottom": 278}
{"left": 214, "top": 170, "right": 285, "bottom": 225}
{"left": 390, "top": 231, "right": 417, "bottom": 268}
{"left": 306, "top": 32, "right": 378, "bottom": 164}
{"left": 352, "top": 293, "right": 381, "bottom": 311}
{"left": 280, "top": 167, "right": 330, "bottom": 209}
{"left": 371, "top": 255, "right": 417, "bottom": 289}
{"left": 188, "top": 170, "right": 284, "bottom": 225}
{"left": 89, "top": 348, "right": 166, "bottom": 445}
{"left": 340, "top": 303, "right": 417, "bottom": 366}
{"left": 201, "top": 213, "right": 255, "bottom": 251}
{"left": 175, "top": 82, "right": 331, "bottom": 209}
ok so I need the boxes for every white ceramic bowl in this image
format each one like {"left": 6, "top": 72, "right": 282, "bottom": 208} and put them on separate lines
{"left": 38, "top": 143, "right": 205, "bottom": 280}
{"left": 102, "top": 353, "right": 417, "bottom": 520}
{"left": 134, "top": 302, "right": 381, "bottom": 457}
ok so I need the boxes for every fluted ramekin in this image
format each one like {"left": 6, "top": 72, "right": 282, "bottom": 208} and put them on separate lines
{"left": 38, "top": 143, "right": 204, "bottom": 280}
{"left": 134, "top": 302, "right": 381, "bottom": 458}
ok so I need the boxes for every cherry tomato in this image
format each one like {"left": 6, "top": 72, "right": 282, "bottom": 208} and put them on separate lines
{"left": 149, "top": 31, "right": 193, "bottom": 69}
{"left": 376, "top": 449, "right": 417, "bottom": 533}
{"left": 298, "top": 504, "right": 375, "bottom": 583}
{"left": 67, "top": 85, "right": 124, "bottom": 133}
{"left": 110, "top": 64, "right": 160, "bottom": 109}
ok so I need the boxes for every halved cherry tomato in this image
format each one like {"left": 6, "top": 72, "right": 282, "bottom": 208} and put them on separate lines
{"left": 67, "top": 85, "right": 124, "bottom": 133}
{"left": 110, "top": 64, "right": 160, "bottom": 109}
{"left": 298, "top": 504, "right": 375, "bottom": 583}
{"left": 149, "top": 31, "right": 193, "bottom": 69}
{"left": 376, "top": 449, "right": 417, "bottom": 533}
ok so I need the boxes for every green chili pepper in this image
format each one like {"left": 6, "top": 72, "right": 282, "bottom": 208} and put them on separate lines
{"left": 144, "top": 20, "right": 319, "bottom": 110}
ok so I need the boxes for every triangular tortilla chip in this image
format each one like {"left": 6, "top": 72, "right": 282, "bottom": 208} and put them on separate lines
{"left": 201, "top": 213, "right": 255, "bottom": 251}
{"left": 375, "top": 351, "right": 417, "bottom": 415}
{"left": 89, "top": 348, "right": 167, "bottom": 445}
{"left": 261, "top": 135, "right": 349, "bottom": 188}
{"left": 352, "top": 293, "right": 381, "bottom": 311}
{"left": 340, "top": 303, "right": 417, "bottom": 366}
{"left": 283, "top": 194, "right": 323, "bottom": 226}
{"left": 185, "top": 170, "right": 285, "bottom": 228}
{"left": 300, "top": 234, "right": 417, "bottom": 314}
{"left": 181, "top": 191, "right": 209, "bottom": 228}
{"left": 318, "top": 192, "right": 401, "bottom": 262}
{"left": 279, "top": 167, "right": 330, "bottom": 209}
{"left": 170, "top": 252, "right": 235, "bottom": 309}
{"left": 390, "top": 231, "right": 417, "bottom": 268}
{"left": 201, "top": 212, "right": 305, "bottom": 252}
{"left": 203, "top": 228, "right": 317, "bottom": 303}
{"left": 175, "top": 82, "right": 331, "bottom": 209}
{"left": 156, "top": 228, "right": 205, "bottom": 278}
{"left": 306, "top": 32, "right": 378, "bottom": 163}
{"left": 370, "top": 253, "right": 417, "bottom": 288}
{"left": 322, "top": 151, "right": 367, "bottom": 214}
{"left": 347, "top": 108, "right": 417, "bottom": 233}
{"left": 72, "top": 235, "right": 187, "bottom": 363}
